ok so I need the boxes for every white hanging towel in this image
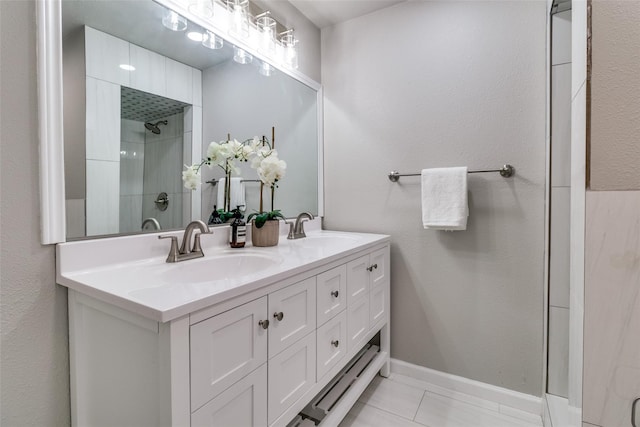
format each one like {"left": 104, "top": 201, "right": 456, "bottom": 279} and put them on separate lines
{"left": 421, "top": 167, "right": 469, "bottom": 231}
{"left": 216, "top": 177, "right": 246, "bottom": 211}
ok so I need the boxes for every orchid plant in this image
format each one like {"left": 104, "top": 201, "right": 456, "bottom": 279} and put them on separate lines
{"left": 247, "top": 136, "right": 287, "bottom": 228}
{"left": 182, "top": 132, "right": 287, "bottom": 226}
{"left": 182, "top": 136, "right": 252, "bottom": 217}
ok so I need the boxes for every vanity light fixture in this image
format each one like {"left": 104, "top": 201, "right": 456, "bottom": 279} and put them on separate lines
{"left": 188, "top": 0, "right": 214, "bottom": 19}
{"left": 258, "top": 61, "right": 273, "bottom": 76}
{"left": 233, "top": 46, "right": 253, "bottom": 64}
{"left": 162, "top": 9, "right": 188, "bottom": 31}
{"left": 256, "top": 11, "right": 276, "bottom": 55}
{"left": 280, "top": 29, "right": 298, "bottom": 70}
{"left": 187, "top": 31, "right": 204, "bottom": 42}
{"left": 227, "top": 0, "right": 250, "bottom": 39}
{"left": 202, "top": 30, "right": 223, "bottom": 49}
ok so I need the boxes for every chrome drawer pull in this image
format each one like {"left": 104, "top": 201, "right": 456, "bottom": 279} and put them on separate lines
{"left": 331, "top": 340, "right": 339, "bottom": 348}
{"left": 273, "top": 312, "right": 284, "bottom": 321}
{"left": 258, "top": 319, "right": 269, "bottom": 329}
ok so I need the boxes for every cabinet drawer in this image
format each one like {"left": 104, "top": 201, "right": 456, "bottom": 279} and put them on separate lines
{"left": 191, "top": 363, "right": 267, "bottom": 427}
{"left": 316, "top": 265, "right": 347, "bottom": 326}
{"left": 346, "top": 255, "right": 370, "bottom": 303}
{"left": 347, "top": 295, "right": 370, "bottom": 353}
{"left": 316, "top": 310, "right": 347, "bottom": 381}
{"left": 190, "top": 297, "right": 268, "bottom": 412}
{"left": 268, "top": 332, "right": 316, "bottom": 425}
{"left": 269, "top": 277, "right": 316, "bottom": 357}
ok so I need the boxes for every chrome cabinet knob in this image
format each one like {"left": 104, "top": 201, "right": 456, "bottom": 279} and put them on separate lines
{"left": 258, "top": 319, "right": 269, "bottom": 329}
{"left": 366, "top": 264, "right": 378, "bottom": 272}
{"left": 273, "top": 312, "right": 284, "bottom": 321}
{"left": 331, "top": 340, "right": 339, "bottom": 348}
{"left": 372, "top": 263, "right": 378, "bottom": 270}
{"left": 331, "top": 290, "right": 339, "bottom": 298}
{"left": 366, "top": 266, "right": 373, "bottom": 272}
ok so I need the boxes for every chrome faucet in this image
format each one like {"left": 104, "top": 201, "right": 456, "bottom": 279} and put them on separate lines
{"left": 158, "top": 220, "right": 212, "bottom": 263}
{"left": 287, "top": 212, "right": 314, "bottom": 239}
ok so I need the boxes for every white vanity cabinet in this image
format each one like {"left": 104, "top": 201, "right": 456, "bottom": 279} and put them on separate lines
{"left": 65, "top": 240, "right": 390, "bottom": 427}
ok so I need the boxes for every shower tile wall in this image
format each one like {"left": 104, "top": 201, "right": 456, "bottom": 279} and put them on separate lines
{"left": 548, "top": 9, "right": 572, "bottom": 398}
{"left": 77, "top": 26, "right": 202, "bottom": 236}
{"left": 119, "top": 119, "right": 145, "bottom": 233}
{"left": 141, "top": 112, "right": 186, "bottom": 230}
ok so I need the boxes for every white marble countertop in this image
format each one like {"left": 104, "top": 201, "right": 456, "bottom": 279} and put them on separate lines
{"left": 57, "top": 221, "right": 390, "bottom": 322}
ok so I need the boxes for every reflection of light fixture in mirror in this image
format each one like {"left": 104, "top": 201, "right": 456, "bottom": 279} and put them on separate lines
{"left": 188, "top": 0, "right": 214, "bottom": 18}
{"left": 227, "top": 0, "right": 250, "bottom": 38}
{"left": 162, "top": 9, "right": 187, "bottom": 31}
{"left": 202, "top": 31, "right": 223, "bottom": 49}
{"left": 256, "top": 12, "right": 276, "bottom": 55}
{"left": 187, "top": 31, "right": 204, "bottom": 42}
{"left": 280, "top": 30, "right": 298, "bottom": 69}
{"left": 259, "top": 61, "right": 274, "bottom": 77}
{"left": 233, "top": 46, "right": 253, "bottom": 64}
{"left": 119, "top": 64, "right": 136, "bottom": 71}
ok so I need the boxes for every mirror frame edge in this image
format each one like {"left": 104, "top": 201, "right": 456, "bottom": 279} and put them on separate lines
{"left": 316, "top": 86, "right": 324, "bottom": 217}
{"left": 37, "top": 0, "right": 66, "bottom": 244}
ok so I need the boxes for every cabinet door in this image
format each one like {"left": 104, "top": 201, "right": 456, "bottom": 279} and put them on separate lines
{"left": 269, "top": 277, "right": 316, "bottom": 357}
{"left": 316, "top": 265, "right": 347, "bottom": 326}
{"left": 370, "top": 280, "right": 388, "bottom": 330}
{"left": 191, "top": 363, "right": 267, "bottom": 427}
{"left": 369, "top": 247, "right": 389, "bottom": 329}
{"left": 347, "top": 295, "right": 370, "bottom": 352}
{"left": 369, "top": 248, "right": 388, "bottom": 290}
{"left": 268, "top": 332, "right": 316, "bottom": 425}
{"left": 190, "top": 297, "right": 268, "bottom": 411}
{"left": 317, "top": 310, "right": 347, "bottom": 381}
{"left": 346, "top": 255, "right": 369, "bottom": 303}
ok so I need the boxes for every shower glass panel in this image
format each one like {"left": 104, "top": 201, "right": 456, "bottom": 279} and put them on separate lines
{"left": 547, "top": 2, "right": 572, "bottom": 399}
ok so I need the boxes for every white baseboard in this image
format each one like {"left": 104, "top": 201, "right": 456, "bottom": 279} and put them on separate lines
{"left": 390, "top": 358, "right": 542, "bottom": 417}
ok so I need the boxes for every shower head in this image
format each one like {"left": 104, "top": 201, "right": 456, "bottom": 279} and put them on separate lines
{"left": 144, "top": 120, "right": 168, "bottom": 134}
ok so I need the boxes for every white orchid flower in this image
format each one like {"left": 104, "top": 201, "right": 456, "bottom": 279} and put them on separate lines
{"left": 181, "top": 164, "right": 201, "bottom": 190}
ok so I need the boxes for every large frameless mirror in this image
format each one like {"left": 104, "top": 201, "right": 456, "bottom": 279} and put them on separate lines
{"left": 39, "top": 0, "right": 322, "bottom": 242}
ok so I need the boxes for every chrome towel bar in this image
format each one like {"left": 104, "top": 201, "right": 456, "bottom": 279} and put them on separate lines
{"left": 388, "top": 164, "right": 515, "bottom": 182}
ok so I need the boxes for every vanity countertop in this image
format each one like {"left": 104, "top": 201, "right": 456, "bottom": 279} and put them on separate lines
{"left": 57, "top": 224, "right": 390, "bottom": 322}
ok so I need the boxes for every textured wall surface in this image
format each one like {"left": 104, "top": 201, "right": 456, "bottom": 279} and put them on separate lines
{"left": 322, "top": 1, "right": 546, "bottom": 395}
{"left": 0, "top": 1, "right": 71, "bottom": 425}
{"left": 590, "top": 0, "right": 640, "bottom": 190}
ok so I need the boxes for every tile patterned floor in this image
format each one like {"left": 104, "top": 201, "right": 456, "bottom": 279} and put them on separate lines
{"left": 339, "top": 374, "right": 543, "bottom": 427}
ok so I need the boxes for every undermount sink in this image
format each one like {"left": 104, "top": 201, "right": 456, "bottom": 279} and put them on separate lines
{"left": 158, "top": 251, "right": 283, "bottom": 285}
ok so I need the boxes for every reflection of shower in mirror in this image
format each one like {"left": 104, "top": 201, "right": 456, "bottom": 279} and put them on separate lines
{"left": 144, "top": 120, "right": 168, "bottom": 134}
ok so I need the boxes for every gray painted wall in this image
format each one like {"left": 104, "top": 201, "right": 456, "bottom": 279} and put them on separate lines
{"left": 322, "top": 1, "right": 547, "bottom": 396}
{"left": 0, "top": 1, "right": 71, "bottom": 424}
